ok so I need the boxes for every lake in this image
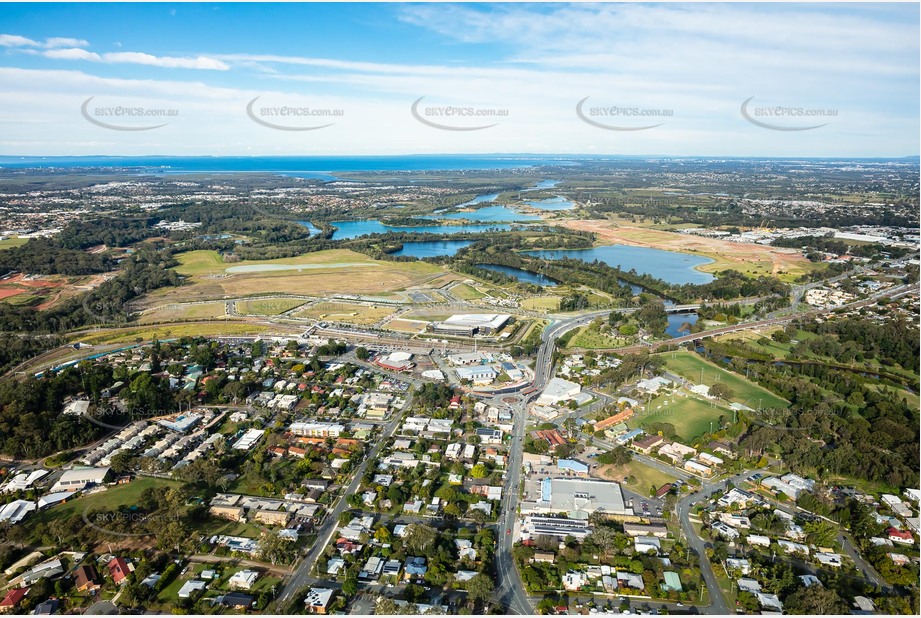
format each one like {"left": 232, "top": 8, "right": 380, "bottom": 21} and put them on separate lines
{"left": 325, "top": 220, "right": 512, "bottom": 240}
{"left": 391, "top": 240, "right": 473, "bottom": 258}
{"left": 459, "top": 193, "right": 500, "bottom": 206}
{"left": 296, "top": 220, "right": 321, "bottom": 236}
{"left": 524, "top": 245, "right": 714, "bottom": 285}
{"left": 666, "top": 313, "right": 699, "bottom": 337}
{"left": 478, "top": 264, "right": 557, "bottom": 286}
{"left": 526, "top": 196, "right": 574, "bottom": 211}
{"left": 434, "top": 204, "right": 541, "bottom": 222}
{"left": 527, "top": 179, "right": 560, "bottom": 190}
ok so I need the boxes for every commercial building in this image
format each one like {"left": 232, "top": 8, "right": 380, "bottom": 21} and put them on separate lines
{"left": 50, "top": 467, "right": 110, "bottom": 493}
{"left": 431, "top": 314, "right": 510, "bottom": 336}
{"left": 455, "top": 365, "right": 498, "bottom": 384}
{"left": 289, "top": 422, "right": 344, "bottom": 438}
{"left": 524, "top": 478, "right": 629, "bottom": 519}
{"left": 537, "top": 378, "right": 581, "bottom": 406}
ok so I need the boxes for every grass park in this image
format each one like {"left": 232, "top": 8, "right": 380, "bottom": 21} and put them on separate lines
{"left": 598, "top": 459, "right": 680, "bottom": 496}
{"left": 659, "top": 349, "right": 790, "bottom": 410}
{"left": 567, "top": 321, "right": 631, "bottom": 349}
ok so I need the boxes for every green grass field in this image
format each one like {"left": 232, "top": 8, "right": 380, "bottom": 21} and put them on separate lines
{"left": 237, "top": 298, "right": 307, "bottom": 315}
{"left": 659, "top": 349, "right": 790, "bottom": 410}
{"left": 631, "top": 393, "right": 733, "bottom": 442}
{"left": 0, "top": 237, "right": 28, "bottom": 250}
{"left": 29, "top": 478, "right": 183, "bottom": 535}
{"left": 451, "top": 283, "right": 485, "bottom": 300}
{"left": 71, "top": 322, "right": 274, "bottom": 346}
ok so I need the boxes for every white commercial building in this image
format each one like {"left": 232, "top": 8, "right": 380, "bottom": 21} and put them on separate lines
{"left": 537, "top": 377, "right": 581, "bottom": 406}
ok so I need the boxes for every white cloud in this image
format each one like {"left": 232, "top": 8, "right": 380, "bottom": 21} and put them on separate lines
{"left": 0, "top": 34, "right": 40, "bottom": 47}
{"left": 42, "top": 48, "right": 229, "bottom": 70}
{"left": 101, "top": 51, "right": 229, "bottom": 70}
{"left": 44, "top": 37, "right": 90, "bottom": 49}
{"left": 44, "top": 48, "right": 101, "bottom": 61}
{"left": 0, "top": 34, "right": 91, "bottom": 48}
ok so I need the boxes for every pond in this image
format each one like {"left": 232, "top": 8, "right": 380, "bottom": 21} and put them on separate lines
{"left": 524, "top": 245, "right": 714, "bottom": 285}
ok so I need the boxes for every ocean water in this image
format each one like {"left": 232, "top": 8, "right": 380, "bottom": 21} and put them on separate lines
{"left": 0, "top": 155, "right": 581, "bottom": 174}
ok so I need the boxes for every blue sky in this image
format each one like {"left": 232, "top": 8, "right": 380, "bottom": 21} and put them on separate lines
{"left": 0, "top": 2, "right": 918, "bottom": 156}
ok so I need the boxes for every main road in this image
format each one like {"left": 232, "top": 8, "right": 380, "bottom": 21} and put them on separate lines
{"left": 276, "top": 391, "right": 411, "bottom": 607}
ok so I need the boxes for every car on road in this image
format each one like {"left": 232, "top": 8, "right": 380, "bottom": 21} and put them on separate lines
{"left": 676, "top": 603, "right": 683, "bottom": 607}
{"left": 506, "top": 528, "right": 511, "bottom": 535}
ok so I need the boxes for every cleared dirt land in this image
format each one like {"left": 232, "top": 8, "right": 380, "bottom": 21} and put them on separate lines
{"left": 562, "top": 219, "right": 816, "bottom": 281}
{"left": 139, "top": 302, "right": 229, "bottom": 323}
{"left": 137, "top": 249, "right": 449, "bottom": 308}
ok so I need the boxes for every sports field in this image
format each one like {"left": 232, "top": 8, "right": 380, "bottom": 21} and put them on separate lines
{"left": 659, "top": 349, "right": 790, "bottom": 410}
{"left": 630, "top": 393, "right": 733, "bottom": 441}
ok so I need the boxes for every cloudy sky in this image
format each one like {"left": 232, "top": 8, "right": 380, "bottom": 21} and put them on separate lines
{"left": 1, "top": 2, "right": 918, "bottom": 157}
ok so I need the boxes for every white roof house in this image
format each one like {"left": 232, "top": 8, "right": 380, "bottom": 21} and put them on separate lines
{"left": 228, "top": 569, "right": 259, "bottom": 590}
{"left": 178, "top": 580, "right": 206, "bottom": 598}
